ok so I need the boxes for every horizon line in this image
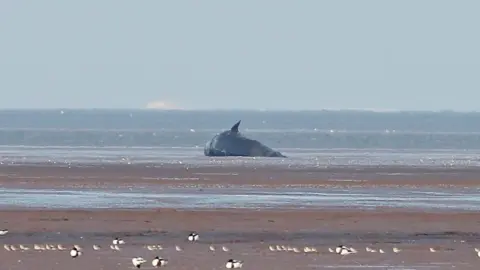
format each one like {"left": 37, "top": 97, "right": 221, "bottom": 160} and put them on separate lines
{"left": 0, "top": 108, "right": 479, "bottom": 113}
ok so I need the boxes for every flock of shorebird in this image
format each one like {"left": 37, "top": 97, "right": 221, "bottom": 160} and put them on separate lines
{"left": 268, "top": 243, "right": 480, "bottom": 258}
{"left": 2, "top": 228, "right": 480, "bottom": 268}
{"left": 1, "top": 231, "right": 244, "bottom": 268}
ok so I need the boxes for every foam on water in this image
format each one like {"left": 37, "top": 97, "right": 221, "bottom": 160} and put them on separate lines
{"left": 0, "top": 186, "right": 478, "bottom": 210}
{"left": 2, "top": 146, "right": 480, "bottom": 168}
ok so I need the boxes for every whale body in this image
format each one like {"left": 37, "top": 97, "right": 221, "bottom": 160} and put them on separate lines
{"left": 204, "top": 120, "right": 286, "bottom": 158}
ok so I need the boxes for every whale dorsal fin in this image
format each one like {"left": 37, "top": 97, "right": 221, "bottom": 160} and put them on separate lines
{"left": 230, "top": 120, "right": 241, "bottom": 133}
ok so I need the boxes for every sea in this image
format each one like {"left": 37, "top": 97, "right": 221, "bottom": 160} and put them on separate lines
{"left": 2, "top": 109, "right": 480, "bottom": 211}
{"left": 2, "top": 109, "right": 480, "bottom": 167}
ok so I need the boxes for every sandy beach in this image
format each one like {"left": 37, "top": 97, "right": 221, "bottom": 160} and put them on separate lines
{"left": 1, "top": 209, "right": 479, "bottom": 269}
{"left": 1, "top": 163, "right": 480, "bottom": 188}
{"left": 0, "top": 164, "right": 479, "bottom": 269}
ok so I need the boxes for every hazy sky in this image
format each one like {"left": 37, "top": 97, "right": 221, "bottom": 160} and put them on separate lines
{"left": 1, "top": 1, "right": 479, "bottom": 110}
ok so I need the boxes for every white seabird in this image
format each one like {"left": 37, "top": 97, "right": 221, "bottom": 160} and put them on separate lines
{"left": 336, "top": 245, "right": 356, "bottom": 255}
{"left": 226, "top": 259, "right": 243, "bottom": 269}
{"left": 188, "top": 232, "right": 199, "bottom": 242}
{"left": 113, "top": 237, "right": 125, "bottom": 245}
{"left": 339, "top": 248, "right": 352, "bottom": 255}
{"left": 152, "top": 256, "right": 168, "bottom": 267}
{"left": 70, "top": 247, "right": 81, "bottom": 258}
{"left": 110, "top": 244, "right": 121, "bottom": 251}
{"left": 335, "top": 245, "right": 347, "bottom": 254}
{"left": 0, "top": 229, "right": 8, "bottom": 236}
{"left": 132, "top": 257, "right": 147, "bottom": 268}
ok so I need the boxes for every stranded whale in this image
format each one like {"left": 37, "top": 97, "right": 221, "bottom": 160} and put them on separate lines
{"left": 204, "top": 120, "right": 286, "bottom": 157}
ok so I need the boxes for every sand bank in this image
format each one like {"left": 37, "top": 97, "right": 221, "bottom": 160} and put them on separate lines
{"left": 1, "top": 209, "right": 479, "bottom": 269}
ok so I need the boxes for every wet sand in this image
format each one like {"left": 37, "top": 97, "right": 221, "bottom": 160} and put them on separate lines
{"left": 1, "top": 163, "right": 480, "bottom": 188}
{"left": 0, "top": 164, "right": 479, "bottom": 269}
{"left": 1, "top": 209, "right": 480, "bottom": 269}
{"left": 1, "top": 163, "right": 479, "bottom": 211}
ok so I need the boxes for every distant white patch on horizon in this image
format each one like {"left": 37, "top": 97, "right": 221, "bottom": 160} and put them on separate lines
{"left": 145, "top": 100, "right": 182, "bottom": 110}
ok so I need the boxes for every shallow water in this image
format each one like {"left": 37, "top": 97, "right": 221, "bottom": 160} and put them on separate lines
{"left": 2, "top": 146, "right": 480, "bottom": 168}
{"left": 4, "top": 110, "right": 480, "bottom": 170}
{"left": 1, "top": 186, "right": 478, "bottom": 210}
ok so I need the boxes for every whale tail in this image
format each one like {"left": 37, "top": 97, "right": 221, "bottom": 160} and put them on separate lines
{"left": 230, "top": 120, "right": 241, "bottom": 133}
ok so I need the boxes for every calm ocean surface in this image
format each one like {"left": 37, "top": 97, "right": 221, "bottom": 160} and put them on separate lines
{"left": 2, "top": 110, "right": 480, "bottom": 210}
{"left": 2, "top": 109, "right": 480, "bottom": 167}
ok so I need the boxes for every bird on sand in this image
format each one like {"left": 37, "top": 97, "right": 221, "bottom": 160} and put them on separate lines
{"left": 132, "top": 257, "right": 147, "bottom": 268}
{"left": 113, "top": 237, "right": 125, "bottom": 245}
{"left": 152, "top": 256, "right": 168, "bottom": 267}
{"left": 187, "top": 232, "right": 199, "bottom": 242}
{"left": 70, "top": 247, "right": 81, "bottom": 258}
{"left": 226, "top": 259, "right": 243, "bottom": 269}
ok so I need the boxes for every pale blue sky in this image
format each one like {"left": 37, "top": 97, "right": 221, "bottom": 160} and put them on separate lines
{"left": 0, "top": 1, "right": 479, "bottom": 110}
